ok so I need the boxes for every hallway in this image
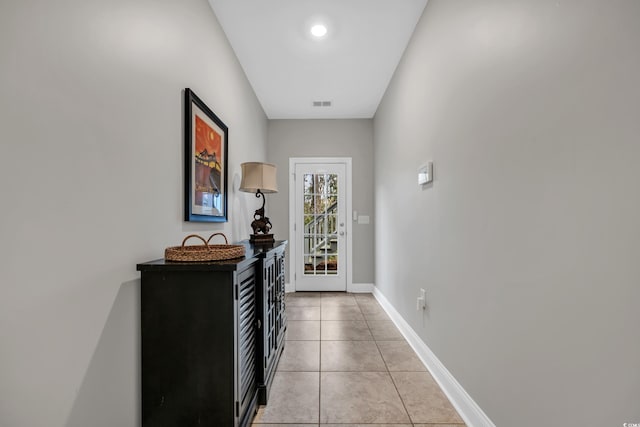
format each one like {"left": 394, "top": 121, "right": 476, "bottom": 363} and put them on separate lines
{"left": 251, "top": 292, "right": 465, "bottom": 426}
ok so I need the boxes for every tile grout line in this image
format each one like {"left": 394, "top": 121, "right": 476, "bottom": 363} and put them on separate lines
{"left": 280, "top": 293, "right": 464, "bottom": 426}
{"left": 366, "top": 299, "right": 414, "bottom": 425}
{"left": 290, "top": 292, "right": 413, "bottom": 426}
{"left": 386, "top": 347, "right": 415, "bottom": 426}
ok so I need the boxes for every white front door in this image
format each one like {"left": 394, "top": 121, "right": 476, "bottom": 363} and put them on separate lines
{"left": 291, "top": 159, "right": 350, "bottom": 291}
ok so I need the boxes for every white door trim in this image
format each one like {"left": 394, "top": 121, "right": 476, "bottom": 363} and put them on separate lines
{"left": 289, "top": 157, "right": 353, "bottom": 292}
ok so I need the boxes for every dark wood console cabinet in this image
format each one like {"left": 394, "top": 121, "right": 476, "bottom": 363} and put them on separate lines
{"left": 137, "top": 240, "right": 287, "bottom": 427}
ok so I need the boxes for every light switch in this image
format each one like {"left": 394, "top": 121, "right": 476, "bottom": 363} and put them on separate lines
{"left": 357, "top": 215, "right": 370, "bottom": 224}
{"left": 418, "top": 162, "right": 433, "bottom": 185}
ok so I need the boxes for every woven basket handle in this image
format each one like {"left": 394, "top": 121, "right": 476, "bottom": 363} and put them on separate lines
{"left": 206, "top": 232, "right": 229, "bottom": 245}
{"left": 181, "top": 234, "right": 209, "bottom": 249}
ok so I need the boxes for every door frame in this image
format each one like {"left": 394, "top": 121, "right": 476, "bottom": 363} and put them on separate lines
{"left": 289, "top": 157, "right": 353, "bottom": 293}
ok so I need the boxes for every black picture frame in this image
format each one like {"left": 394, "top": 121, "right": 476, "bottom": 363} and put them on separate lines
{"left": 184, "top": 88, "right": 229, "bottom": 222}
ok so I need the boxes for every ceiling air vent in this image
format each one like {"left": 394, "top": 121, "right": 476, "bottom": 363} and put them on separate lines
{"left": 312, "top": 100, "right": 332, "bottom": 107}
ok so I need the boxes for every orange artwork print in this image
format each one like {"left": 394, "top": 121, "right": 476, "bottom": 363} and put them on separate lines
{"left": 195, "top": 115, "right": 221, "bottom": 159}
{"left": 194, "top": 114, "right": 223, "bottom": 213}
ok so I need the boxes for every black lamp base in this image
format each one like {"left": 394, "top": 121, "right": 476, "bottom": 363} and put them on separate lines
{"left": 250, "top": 233, "right": 275, "bottom": 245}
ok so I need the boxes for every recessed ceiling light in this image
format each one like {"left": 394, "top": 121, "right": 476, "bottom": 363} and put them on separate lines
{"left": 310, "top": 24, "right": 327, "bottom": 38}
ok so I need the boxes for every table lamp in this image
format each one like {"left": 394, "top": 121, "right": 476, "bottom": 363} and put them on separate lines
{"left": 239, "top": 162, "right": 278, "bottom": 244}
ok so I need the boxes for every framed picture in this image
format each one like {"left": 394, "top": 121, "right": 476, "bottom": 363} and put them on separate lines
{"left": 184, "top": 88, "right": 228, "bottom": 222}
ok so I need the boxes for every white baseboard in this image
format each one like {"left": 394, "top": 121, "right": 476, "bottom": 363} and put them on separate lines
{"left": 348, "top": 282, "right": 374, "bottom": 293}
{"left": 372, "top": 287, "right": 495, "bottom": 427}
{"left": 284, "top": 282, "right": 373, "bottom": 293}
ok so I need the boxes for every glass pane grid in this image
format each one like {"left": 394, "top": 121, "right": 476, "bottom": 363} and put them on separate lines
{"left": 301, "top": 172, "right": 340, "bottom": 277}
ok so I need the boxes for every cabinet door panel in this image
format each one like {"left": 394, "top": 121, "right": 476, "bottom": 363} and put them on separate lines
{"left": 238, "top": 266, "right": 257, "bottom": 421}
{"left": 254, "top": 242, "right": 288, "bottom": 406}
{"left": 263, "top": 257, "right": 277, "bottom": 371}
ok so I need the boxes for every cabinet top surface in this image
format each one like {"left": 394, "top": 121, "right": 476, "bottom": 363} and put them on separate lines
{"left": 136, "top": 240, "right": 287, "bottom": 272}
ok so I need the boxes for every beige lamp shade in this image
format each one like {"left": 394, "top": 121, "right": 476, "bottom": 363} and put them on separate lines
{"left": 239, "top": 162, "right": 278, "bottom": 193}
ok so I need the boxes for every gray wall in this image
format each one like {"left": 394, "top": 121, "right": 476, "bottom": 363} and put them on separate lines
{"left": 374, "top": 1, "right": 640, "bottom": 426}
{"left": 0, "top": 0, "right": 267, "bottom": 426}
{"left": 267, "top": 119, "right": 375, "bottom": 284}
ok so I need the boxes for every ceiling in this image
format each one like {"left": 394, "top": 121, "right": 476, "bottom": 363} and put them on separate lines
{"left": 208, "top": 0, "right": 428, "bottom": 119}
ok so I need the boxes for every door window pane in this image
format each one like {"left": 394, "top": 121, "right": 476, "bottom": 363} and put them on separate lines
{"left": 300, "top": 173, "right": 339, "bottom": 277}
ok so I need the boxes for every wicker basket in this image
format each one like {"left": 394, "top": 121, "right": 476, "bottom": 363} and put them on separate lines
{"left": 165, "top": 233, "right": 245, "bottom": 262}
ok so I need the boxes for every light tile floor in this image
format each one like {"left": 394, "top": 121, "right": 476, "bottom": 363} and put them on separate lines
{"left": 251, "top": 292, "right": 466, "bottom": 427}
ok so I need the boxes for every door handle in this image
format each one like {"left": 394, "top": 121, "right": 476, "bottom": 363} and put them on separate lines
{"left": 339, "top": 231, "right": 345, "bottom": 236}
